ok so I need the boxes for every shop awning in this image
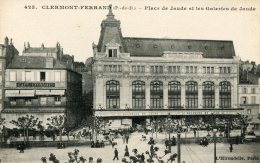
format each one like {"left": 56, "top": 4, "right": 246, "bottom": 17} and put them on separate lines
{"left": 5, "top": 90, "right": 20, "bottom": 97}
{"left": 5, "top": 90, "right": 35, "bottom": 97}
{"left": 19, "top": 90, "right": 35, "bottom": 97}
{"left": 35, "top": 90, "right": 51, "bottom": 95}
{"left": 50, "top": 90, "right": 65, "bottom": 95}
{"left": 35, "top": 90, "right": 65, "bottom": 95}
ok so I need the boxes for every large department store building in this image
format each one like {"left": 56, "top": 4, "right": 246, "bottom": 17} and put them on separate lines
{"left": 92, "top": 9, "right": 243, "bottom": 128}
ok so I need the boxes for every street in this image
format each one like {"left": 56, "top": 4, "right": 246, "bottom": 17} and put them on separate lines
{"left": 0, "top": 131, "right": 260, "bottom": 163}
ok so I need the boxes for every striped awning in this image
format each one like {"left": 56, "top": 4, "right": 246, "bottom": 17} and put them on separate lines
{"left": 35, "top": 90, "right": 65, "bottom": 95}
{"left": 5, "top": 90, "right": 35, "bottom": 97}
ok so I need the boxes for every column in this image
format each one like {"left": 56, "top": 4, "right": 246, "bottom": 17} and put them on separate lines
{"left": 163, "top": 82, "right": 168, "bottom": 109}
{"left": 215, "top": 85, "right": 219, "bottom": 109}
{"left": 232, "top": 79, "right": 238, "bottom": 108}
{"left": 129, "top": 81, "right": 132, "bottom": 109}
{"left": 198, "top": 84, "right": 203, "bottom": 109}
{"left": 181, "top": 83, "right": 186, "bottom": 109}
{"left": 146, "top": 81, "right": 150, "bottom": 109}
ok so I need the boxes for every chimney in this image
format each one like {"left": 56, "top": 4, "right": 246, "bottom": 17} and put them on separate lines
{"left": 4, "top": 37, "right": 9, "bottom": 45}
{"left": 27, "top": 42, "right": 30, "bottom": 48}
{"left": 41, "top": 43, "right": 44, "bottom": 50}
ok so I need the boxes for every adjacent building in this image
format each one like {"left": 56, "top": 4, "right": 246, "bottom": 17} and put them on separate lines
{"left": 92, "top": 8, "right": 243, "bottom": 128}
{"left": 0, "top": 37, "right": 19, "bottom": 116}
{"left": 1, "top": 42, "right": 82, "bottom": 128}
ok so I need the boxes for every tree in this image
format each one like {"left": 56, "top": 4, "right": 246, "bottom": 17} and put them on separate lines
{"left": 47, "top": 115, "right": 67, "bottom": 141}
{"left": 90, "top": 116, "right": 106, "bottom": 141}
{"left": 0, "top": 117, "right": 5, "bottom": 142}
{"left": 10, "top": 114, "right": 42, "bottom": 142}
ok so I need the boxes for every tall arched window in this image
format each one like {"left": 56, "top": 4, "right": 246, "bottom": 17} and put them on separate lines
{"left": 132, "top": 81, "right": 145, "bottom": 109}
{"left": 106, "top": 80, "right": 120, "bottom": 109}
{"left": 202, "top": 81, "right": 215, "bottom": 108}
{"left": 185, "top": 81, "right": 198, "bottom": 108}
{"left": 168, "top": 81, "right": 181, "bottom": 108}
{"left": 219, "top": 81, "right": 231, "bottom": 108}
{"left": 150, "top": 81, "right": 163, "bottom": 109}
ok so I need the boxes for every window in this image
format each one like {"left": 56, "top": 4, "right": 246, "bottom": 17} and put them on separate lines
{"left": 185, "top": 66, "right": 197, "bottom": 74}
{"left": 106, "top": 80, "right": 120, "bottom": 109}
{"left": 186, "top": 66, "right": 189, "bottom": 73}
{"left": 132, "top": 65, "right": 145, "bottom": 73}
{"left": 204, "top": 66, "right": 215, "bottom": 74}
{"left": 40, "top": 72, "right": 46, "bottom": 81}
{"left": 219, "top": 81, "right": 231, "bottom": 108}
{"left": 104, "top": 65, "right": 122, "bottom": 72}
{"left": 55, "top": 96, "right": 61, "bottom": 105}
{"left": 132, "top": 81, "right": 145, "bottom": 109}
{"left": 0, "top": 90, "right": 2, "bottom": 100}
{"left": 243, "top": 88, "right": 247, "bottom": 94}
{"left": 150, "top": 81, "right": 163, "bottom": 109}
{"left": 203, "top": 81, "right": 215, "bottom": 108}
{"left": 0, "top": 75, "right": 2, "bottom": 85}
{"left": 247, "top": 109, "right": 251, "bottom": 114}
{"left": 219, "top": 67, "right": 231, "bottom": 74}
{"left": 151, "top": 66, "right": 163, "bottom": 73}
{"left": 54, "top": 71, "right": 61, "bottom": 82}
{"left": 118, "top": 65, "right": 122, "bottom": 72}
{"left": 10, "top": 71, "right": 16, "bottom": 81}
{"left": 168, "top": 81, "right": 181, "bottom": 108}
{"left": 251, "top": 96, "right": 256, "bottom": 104}
{"left": 252, "top": 88, "right": 256, "bottom": 94}
{"left": 25, "top": 71, "right": 31, "bottom": 81}
{"left": 211, "top": 67, "right": 214, "bottom": 73}
{"left": 108, "top": 49, "right": 118, "bottom": 58}
{"left": 0, "top": 62, "right": 2, "bottom": 71}
{"left": 185, "top": 81, "right": 198, "bottom": 108}
{"left": 203, "top": 67, "right": 206, "bottom": 73}
{"left": 241, "top": 97, "right": 247, "bottom": 104}
{"left": 168, "top": 66, "right": 180, "bottom": 73}
{"left": 40, "top": 97, "right": 47, "bottom": 105}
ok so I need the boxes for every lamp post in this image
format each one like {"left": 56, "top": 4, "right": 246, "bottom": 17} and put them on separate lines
{"left": 177, "top": 128, "right": 181, "bottom": 163}
{"left": 167, "top": 113, "right": 172, "bottom": 153}
{"left": 213, "top": 128, "right": 218, "bottom": 163}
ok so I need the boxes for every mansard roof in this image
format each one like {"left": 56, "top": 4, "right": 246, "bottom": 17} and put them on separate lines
{"left": 7, "top": 55, "right": 67, "bottom": 69}
{"left": 123, "top": 37, "right": 236, "bottom": 59}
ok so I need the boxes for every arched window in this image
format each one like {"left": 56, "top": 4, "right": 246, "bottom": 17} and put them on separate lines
{"left": 219, "top": 81, "right": 231, "bottom": 108}
{"left": 168, "top": 81, "right": 181, "bottom": 108}
{"left": 185, "top": 81, "right": 198, "bottom": 108}
{"left": 202, "top": 81, "right": 215, "bottom": 108}
{"left": 132, "top": 81, "right": 145, "bottom": 109}
{"left": 106, "top": 80, "right": 120, "bottom": 109}
{"left": 150, "top": 81, "right": 163, "bottom": 109}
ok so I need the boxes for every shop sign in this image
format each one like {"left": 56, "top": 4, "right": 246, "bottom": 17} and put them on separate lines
{"left": 17, "top": 83, "right": 55, "bottom": 87}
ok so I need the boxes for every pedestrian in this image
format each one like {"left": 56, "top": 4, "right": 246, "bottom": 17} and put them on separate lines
{"left": 193, "top": 129, "right": 196, "bottom": 137}
{"left": 140, "top": 153, "right": 145, "bottom": 163}
{"left": 125, "top": 134, "right": 129, "bottom": 144}
{"left": 229, "top": 143, "right": 233, "bottom": 152}
{"left": 6, "top": 138, "right": 11, "bottom": 148}
{"left": 122, "top": 134, "right": 126, "bottom": 144}
{"left": 235, "top": 135, "right": 239, "bottom": 145}
{"left": 124, "top": 145, "right": 129, "bottom": 157}
{"left": 113, "top": 148, "right": 119, "bottom": 160}
{"left": 150, "top": 144, "right": 154, "bottom": 156}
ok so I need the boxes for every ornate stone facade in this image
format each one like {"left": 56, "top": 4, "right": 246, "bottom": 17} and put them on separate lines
{"left": 92, "top": 8, "right": 242, "bottom": 128}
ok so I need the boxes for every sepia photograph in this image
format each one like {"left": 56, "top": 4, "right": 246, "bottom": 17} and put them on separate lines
{"left": 0, "top": 0, "right": 260, "bottom": 162}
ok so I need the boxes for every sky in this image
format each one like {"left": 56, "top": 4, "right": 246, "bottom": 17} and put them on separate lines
{"left": 0, "top": 0, "right": 260, "bottom": 63}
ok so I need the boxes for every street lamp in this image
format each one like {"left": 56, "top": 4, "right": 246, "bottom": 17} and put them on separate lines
{"left": 177, "top": 127, "right": 181, "bottom": 163}
{"left": 213, "top": 128, "right": 218, "bottom": 163}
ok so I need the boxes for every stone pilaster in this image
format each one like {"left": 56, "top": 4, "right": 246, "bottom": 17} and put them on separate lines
{"left": 215, "top": 85, "right": 219, "bottom": 109}
{"left": 146, "top": 81, "right": 150, "bottom": 109}
{"left": 198, "top": 84, "right": 203, "bottom": 109}
{"left": 163, "top": 82, "right": 168, "bottom": 109}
